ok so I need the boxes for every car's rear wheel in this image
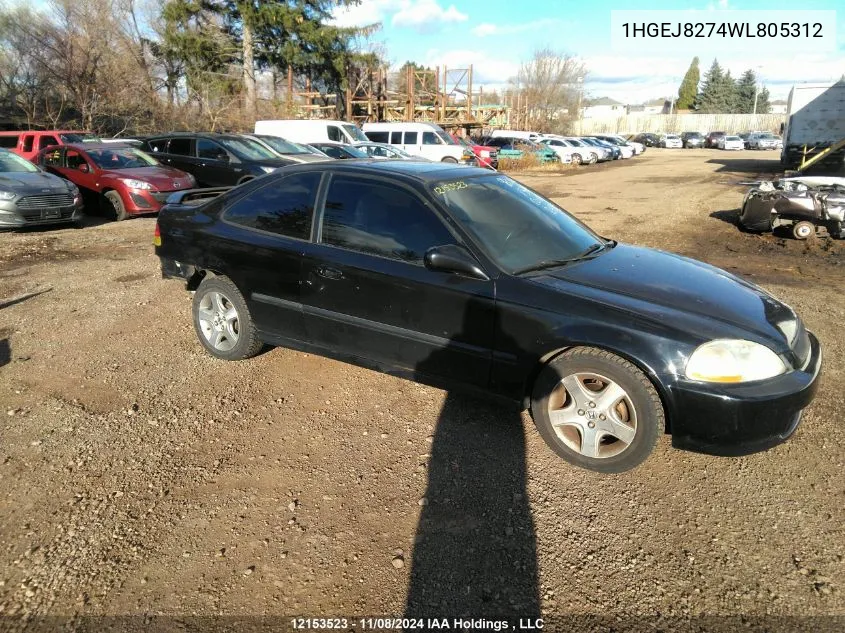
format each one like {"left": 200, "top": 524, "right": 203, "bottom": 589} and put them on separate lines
{"left": 571, "top": 153, "right": 582, "bottom": 165}
{"left": 588, "top": 153, "right": 598, "bottom": 164}
{"left": 441, "top": 157, "right": 458, "bottom": 163}
{"left": 531, "top": 347, "right": 664, "bottom": 473}
{"left": 104, "top": 191, "right": 128, "bottom": 221}
{"left": 192, "top": 276, "right": 263, "bottom": 361}
{"left": 792, "top": 221, "right": 815, "bottom": 240}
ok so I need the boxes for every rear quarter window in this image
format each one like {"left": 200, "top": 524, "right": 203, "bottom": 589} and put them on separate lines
{"left": 224, "top": 172, "right": 321, "bottom": 240}
{"left": 0, "top": 135, "right": 19, "bottom": 148}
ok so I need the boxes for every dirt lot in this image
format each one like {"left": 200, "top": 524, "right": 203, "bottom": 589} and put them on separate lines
{"left": 1, "top": 149, "right": 844, "bottom": 631}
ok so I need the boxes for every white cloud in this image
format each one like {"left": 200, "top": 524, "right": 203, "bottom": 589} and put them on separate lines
{"left": 471, "top": 19, "right": 565, "bottom": 38}
{"left": 330, "top": 0, "right": 401, "bottom": 28}
{"left": 392, "top": 0, "right": 468, "bottom": 30}
{"left": 331, "top": 0, "right": 467, "bottom": 32}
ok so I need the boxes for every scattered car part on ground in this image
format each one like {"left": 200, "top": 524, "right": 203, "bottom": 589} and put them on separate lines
{"left": 740, "top": 177, "right": 845, "bottom": 240}
{"left": 0, "top": 148, "right": 83, "bottom": 228}
{"left": 36, "top": 144, "right": 195, "bottom": 221}
{"left": 155, "top": 161, "right": 821, "bottom": 473}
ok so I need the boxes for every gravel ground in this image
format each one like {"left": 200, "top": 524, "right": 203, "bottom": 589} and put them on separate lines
{"left": 0, "top": 149, "right": 843, "bottom": 632}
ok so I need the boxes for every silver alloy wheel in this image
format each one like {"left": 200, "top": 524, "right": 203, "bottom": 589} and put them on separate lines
{"left": 547, "top": 372, "right": 637, "bottom": 458}
{"left": 197, "top": 290, "right": 240, "bottom": 352}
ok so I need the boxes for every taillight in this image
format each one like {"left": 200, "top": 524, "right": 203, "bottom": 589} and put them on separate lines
{"left": 153, "top": 221, "right": 161, "bottom": 247}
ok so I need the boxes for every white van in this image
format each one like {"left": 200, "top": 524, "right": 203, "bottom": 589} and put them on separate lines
{"left": 254, "top": 119, "right": 368, "bottom": 145}
{"left": 490, "top": 129, "right": 542, "bottom": 142}
{"left": 361, "top": 122, "right": 474, "bottom": 164}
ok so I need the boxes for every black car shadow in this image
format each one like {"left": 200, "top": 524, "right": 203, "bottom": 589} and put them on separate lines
{"left": 405, "top": 298, "right": 541, "bottom": 619}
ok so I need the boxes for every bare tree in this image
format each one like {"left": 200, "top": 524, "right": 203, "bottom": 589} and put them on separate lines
{"left": 511, "top": 48, "right": 587, "bottom": 133}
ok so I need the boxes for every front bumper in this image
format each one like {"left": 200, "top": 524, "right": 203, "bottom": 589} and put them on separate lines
{"left": 666, "top": 332, "right": 822, "bottom": 456}
{"left": 123, "top": 188, "right": 183, "bottom": 215}
{"left": 0, "top": 199, "right": 83, "bottom": 228}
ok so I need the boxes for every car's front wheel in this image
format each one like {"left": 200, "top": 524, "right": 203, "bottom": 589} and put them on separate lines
{"left": 103, "top": 191, "right": 128, "bottom": 221}
{"left": 192, "top": 275, "right": 263, "bottom": 361}
{"left": 531, "top": 347, "right": 665, "bottom": 473}
{"left": 571, "top": 153, "right": 582, "bottom": 165}
{"left": 441, "top": 157, "right": 458, "bottom": 163}
{"left": 588, "top": 152, "right": 598, "bottom": 164}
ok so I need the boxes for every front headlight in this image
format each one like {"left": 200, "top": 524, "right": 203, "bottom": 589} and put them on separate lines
{"left": 121, "top": 178, "right": 153, "bottom": 190}
{"left": 0, "top": 190, "right": 16, "bottom": 201}
{"left": 686, "top": 339, "right": 787, "bottom": 383}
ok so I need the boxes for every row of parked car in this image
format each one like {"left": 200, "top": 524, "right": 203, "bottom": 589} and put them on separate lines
{"left": 0, "top": 121, "right": 650, "bottom": 230}
{"left": 631, "top": 130, "right": 783, "bottom": 151}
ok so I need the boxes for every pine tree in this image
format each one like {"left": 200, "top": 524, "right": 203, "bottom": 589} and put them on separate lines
{"left": 735, "top": 69, "right": 757, "bottom": 113}
{"left": 676, "top": 56, "right": 699, "bottom": 110}
{"left": 695, "top": 59, "right": 738, "bottom": 113}
{"left": 756, "top": 86, "right": 771, "bottom": 114}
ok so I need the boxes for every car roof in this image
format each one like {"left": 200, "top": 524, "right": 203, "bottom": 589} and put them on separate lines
{"left": 146, "top": 132, "right": 249, "bottom": 142}
{"left": 284, "top": 160, "right": 491, "bottom": 183}
{"left": 46, "top": 143, "right": 135, "bottom": 151}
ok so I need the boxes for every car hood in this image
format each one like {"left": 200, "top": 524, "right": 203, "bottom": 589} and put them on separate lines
{"left": 0, "top": 171, "right": 72, "bottom": 194}
{"left": 102, "top": 166, "right": 193, "bottom": 190}
{"left": 532, "top": 244, "right": 793, "bottom": 345}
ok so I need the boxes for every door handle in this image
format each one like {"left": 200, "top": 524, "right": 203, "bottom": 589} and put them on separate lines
{"left": 316, "top": 266, "right": 343, "bottom": 280}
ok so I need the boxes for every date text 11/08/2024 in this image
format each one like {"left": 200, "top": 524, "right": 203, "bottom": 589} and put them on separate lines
{"left": 290, "top": 618, "right": 546, "bottom": 630}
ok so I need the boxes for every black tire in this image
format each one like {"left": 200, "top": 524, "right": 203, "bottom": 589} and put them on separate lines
{"left": 530, "top": 347, "right": 665, "bottom": 473}
{"left": 104, "top": 191, "right": 128, "bottom": 221}
{"left": 792, "top": 221, "right": 815, "bottom": 240}
{"left": 588, "top": 152, "right": 598, "bottom": 164}
{"left": 571, "top": 153, "right": 582, "bottom": 165}
{"left": 441, "top": 157, "right": 458, "bottom": 163}
{"left": 192, "top": 275, "right": 263, "bottom": 361}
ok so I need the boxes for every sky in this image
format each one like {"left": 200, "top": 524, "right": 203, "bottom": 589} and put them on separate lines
{"left": 331, "top": 0, "right": 845, "bottom": 104}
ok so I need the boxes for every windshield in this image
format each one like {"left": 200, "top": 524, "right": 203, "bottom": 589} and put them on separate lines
{"left": 726, "top": 136, "right": 741, "bottom": 141}
{"left": 435, "top": 129, "right": 456, "bottom": 145}
{"left": 86, "top": 147, "right": 158, "bottom": 169}
{"left": 256, "top": 135, "right": 310, "bottom": 155}
{"left": 343, "top": 124, "right": 368, "bottom": 142}
{"left": 0, "top": 151, "right": 39, "bottom": 173}
{"left": 341, "top": 145, "right": 368, "bottom": 158}
{"left": 666, "top": 135, "right": 679, "bottom": 139}
{"left": 221, "top": 137, "right": 278, "bottom": 160}
{"left": 59, "top": 133, "right": 101, "bottom": 143}
{"left": 432, "top": 174, "right": 604, "bottom": 274}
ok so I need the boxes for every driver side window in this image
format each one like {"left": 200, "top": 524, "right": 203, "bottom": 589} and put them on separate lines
{"left": 321, "top": 177, "right": 454, "bottom": 264}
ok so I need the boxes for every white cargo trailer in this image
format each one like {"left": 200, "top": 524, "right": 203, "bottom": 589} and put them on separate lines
{"left": 781, "top": 80, "right": 845, "bottom": 170}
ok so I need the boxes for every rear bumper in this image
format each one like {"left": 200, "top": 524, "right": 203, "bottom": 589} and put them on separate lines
{"left": 667, "top": 332, "right": 822, "bottom": 456}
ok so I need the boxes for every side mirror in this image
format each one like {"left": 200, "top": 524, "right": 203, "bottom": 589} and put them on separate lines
{"left": 424, "top": 244, "right": 489, "bottom": 281}
{"left": 78, "top": 163, "right": 89, "bottom": 173}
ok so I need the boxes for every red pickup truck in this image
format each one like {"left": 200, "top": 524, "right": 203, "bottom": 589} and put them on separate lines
{"left": 0, "top": 130, "right": 100, "bottom": 162}
{"left": 450, "top": 134, "right": 498, "bottom": 169}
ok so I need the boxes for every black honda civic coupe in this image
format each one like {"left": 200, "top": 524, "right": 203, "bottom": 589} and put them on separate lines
{"left": 154, "top": 161, "right": 822, "bottom": 472}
